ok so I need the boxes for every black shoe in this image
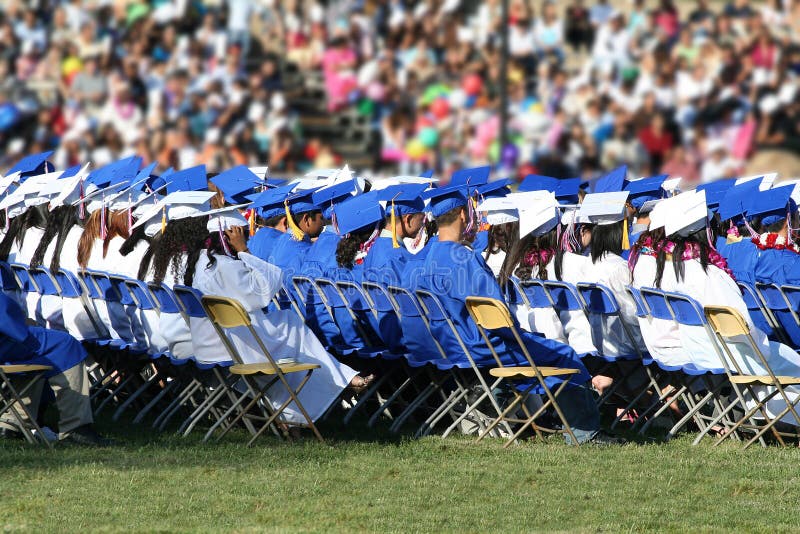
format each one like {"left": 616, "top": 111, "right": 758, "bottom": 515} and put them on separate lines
{"left": 0, "top": 426, "right": 22, "bottom": 440}
{"left": 60, "top": 425, "right": 116, "bottom": 447}
{"left": 588, "top": 430, "right": 627, "bottom": 446}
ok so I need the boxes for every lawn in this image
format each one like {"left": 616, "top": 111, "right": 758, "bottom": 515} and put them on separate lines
{"left": 2, "top": 415, "right": 800, "bottom": 534}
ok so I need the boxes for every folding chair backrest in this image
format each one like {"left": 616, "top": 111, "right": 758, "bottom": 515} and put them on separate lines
{"left": 465, "top": 296, "right": 515, "bottom": 330}
{"left": 124, "top": 279, "right": 156, "bottom": 311}
{"left": 335, "top": 280, "right": 371, "bottom": 311}
{"left": 78, "top": 270, "right": 102, "bottom": 299}
{"left": 362, "top": 281, "right": 395, "bottom": 313}
{"left": 737, "top": 281, "right": 778, "bottom": 339}
{"left": 173, "top": 285, "right": 207, "bottom": 318}
{"left": 664, "top": 292, "right": 706, "bottom": 326}
{"left": 10, "top": 263, "right": 36, "bottom": 293}
{"left": 148, "top": 283, "right": 182, "bottom": 314}
{"left": 542, "top": 280, "right": 583, "bottom": 312}
{"left": 89, "top": 271, "right": 121, "bottom": 303}
{"left": 315, "top": 278, "right": 347, "bottom": 307}
{"left": 201, "top": 295, "right": 251, "bottom": 328}
{"left": 518, "top": 279, "right": 552, "bottom": 308}
{"left": 576, "top": 282, "right": 619, "bottom": 315}
{"left": 291, "top": 275, "right": 315, "bottom": 306}
{"left": 54, "top": 269, "right": 83, "bottom": 298}
{"left": 272, "top": 285, "right": 296, "bottom": 311}
{"left": 756, "top": 283, "right": 800, "bottom": 348}
{"left": 705, "top": 305, "right": 751, "bottom": 339}
{"left": 0, "top": 261, "right": 20, "bottom": 291}
{"left": 28, "top": 267, "right": 60, "bottom": 296}
{"left": 626, "top": 286, "right": 649, "bottom": 318}
{"left": 504, "top": 278, "right": 527, "bottom": 306}
{"left": 415, "top": 288, "right": 473, "bottom": 365}
{"left": 108, "top": 275, "right": 135, "bottom": 306}
{"left": 386, "top": 285, "right": 425, "bottom": 319}
{"left": 640, "top": 287, "right": 672, "bottom": 321}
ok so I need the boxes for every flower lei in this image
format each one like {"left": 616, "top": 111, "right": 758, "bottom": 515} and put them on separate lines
{"left": 633, "top": 236, "right": 736, "bottom": 280}
{"left": 523, "top": 248, "right": 555, "bottom": 268}
{"left": 751, "top": 232, "right": 800, "bottom": 254}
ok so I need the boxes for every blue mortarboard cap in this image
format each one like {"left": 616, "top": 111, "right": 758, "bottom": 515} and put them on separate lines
{"left": 746, "top": 187, "right": 796, "bottom": 226}
{"left": 424, "top": 184, "right": 468, "bottom": 218}
{"left": 624, "top": 174, "right": 667, "bottom": 210}
{"left": 593, "top": 165, "right": 628, "bottom": 193}
{"left": 165, "top": 165, "right": 208, "bottom": 193}
{"left": 376, "top": 183, "right": 427, "bottom": 216}
{"left": 450, "top": 166, "right": 490, "bottom": 189}
{"left": 419, "top": 169, "right": 434, "bottom": 179}
{"left": 554, "top": 177, "right": 584, "bottom": 204}
{"left": 60, "top": 164, "right": 82, "bottom": 179}
{"left": 161, "top": 167, "right": 175, "bottom": 179}
{"left": 477, "top": 179, "right": 512, "bottom": 200}
{"left": 312, "top": 180, "right": 360, "bottom": 219}
{"left": 696, "top": 179, "right": 736, "bottom": 212}
{"left": 266, "top": 178, "right": 287, "bottom": 188}
{"left": 333, "top": 192, "right": 384, "bottom": 235}
{"left": 718, "top": 179, "right": 761, "bottom": 222}
{"left": 249, "top": 183, "right": 298, "bottom": 219}
{"left": 7, "top": 151, "right": 54, "bottom": 177}
{"left": 133, "top": 161, "right": 158, "bottom": 182}
{"left": 211, "top": 165, "right": 262, "bottom": 204}
{"left": 285, "top": 186, "right": 322, "bottom": 214}
{"left": 86, "top": 156, "right": 141, "bottom": 187}
{"left": 518, "top": 174, "right": 558, "bottom": 193}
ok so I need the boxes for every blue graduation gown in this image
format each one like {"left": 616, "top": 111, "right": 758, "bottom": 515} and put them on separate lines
{"left": 362, "top": 237, "right": 413, "bottom": 352}
{"left": 472, "top": 230, "right": 488, "bottom": 254}
{"left": 298, "top": 229, "right": 345, "bottom": 347}
{"left": 249, "top": 227, "right": 284, "bottom": 262}
{"left": 0, "top": 294, "right": 87, "bottom": 377}
{"left": 416, "top": 240, "right": 590, "bottom": 387}
{"left": 326, "top": 259, "right": 382, "bottom": 349}
{"left": 397, "top": 241, "right": 440, "bottom": 359}
{"left": 724, "top": 239, "right": 759, "bottom": 286}
{"left": 268, "top": 232, "right": 312, "bottom": 285}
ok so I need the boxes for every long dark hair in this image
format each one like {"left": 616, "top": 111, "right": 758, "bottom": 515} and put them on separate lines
{"left": 0, "top": 206, "right": 48, "bottom": 261}
{"left": 120, "top": 224, "right": 162, "bottom": 281}
{"left": 30, "top": 206, "right": 72, "bottom": 269}
{"left": 151, "top": 217, "right": 210, "bottom": 285}
{"left": 652, "top": 228, "right": 711, "bottom": 288}
{"left": 499, "top": 226, "right": 564, "bottom": 287}
{"left": 590, "top": 220, "right": 624, "bottom": 263}
{"left": 484, "top": 221, "right": 519, "bottom": 259}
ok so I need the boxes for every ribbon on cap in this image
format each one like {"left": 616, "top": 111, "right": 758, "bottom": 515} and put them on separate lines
{"left": 330, "top": 201, "right": 340, "bottom": 235}
{"left": 464, "top": 195, "right": 477, "bottom": 237}
{"left": 621, "top": 218, "right": 630, "bottom": 250}
{"left": 127, "top": 192, "right": 133, "bottom": 233}
{"left": 78, "top": 177, "right": 85, "bottom": 220}
{"left": 354, "top": 223, "right": 382, "bottom": 265}
{"left": 218, "top": 219, "right": 232, "bottom": 256}
{"left": 284, "top": 200, "right": 304, "bottom": 240}
{"left": 248, "top": 209, "right": 256, "bottom": 237}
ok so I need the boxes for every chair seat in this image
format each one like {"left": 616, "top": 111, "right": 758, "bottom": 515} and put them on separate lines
{"left": 730, "top": 375, "right": 800, "bottom": 386}
{"left": 489, "top": 366, "right": 581, "bottom": 378}
{"left": 230, "top": 362, "right": 320, "bottom": 375}
{"left": 0, "top": 364, "right": 53, "bottom": 374}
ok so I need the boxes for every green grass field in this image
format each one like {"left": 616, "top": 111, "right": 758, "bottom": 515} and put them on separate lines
{"left": 3, "top": 415, "right": 800, "bottom": 533}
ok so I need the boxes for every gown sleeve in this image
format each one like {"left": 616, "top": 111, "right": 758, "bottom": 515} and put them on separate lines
{"left": 199, "top": 253, "right": 283, "bottom": 312}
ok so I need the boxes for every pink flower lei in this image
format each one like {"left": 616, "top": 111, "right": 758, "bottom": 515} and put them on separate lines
{"left": 524, "top": 248, "right": 555, "bottom": 268}
{"left": 633, "top": 236, "right": 736, "bottom": 280}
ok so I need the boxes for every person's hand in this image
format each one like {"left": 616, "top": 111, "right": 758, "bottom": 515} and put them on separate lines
{"left": 224, "top": 226, "right": 249, "bottom": 254}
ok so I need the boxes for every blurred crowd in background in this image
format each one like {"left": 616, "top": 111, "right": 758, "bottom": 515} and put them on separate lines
{"left": 0, "top": 0, "right": 799, "bottom": 183}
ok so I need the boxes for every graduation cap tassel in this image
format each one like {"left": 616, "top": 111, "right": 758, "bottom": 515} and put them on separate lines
{"left": 621, "top": 217, "right": 630, "bottom": 251}
{"left": 127, "top": 192, "right": 133, "bottom": 233}
{"left": 285, "top": 200, "right": 304, "bottom": 241}
{"left": 78, "top": 179, "right": 85, "bottom": 220}
{"left": 391, "top": 200, "right": 400, "bottom": 249}
{"left": 331, "top": 204, "right": 340, "bottom": 236}
{"left": 100, "top": 205, "right": 107, "bottom": 240}
{"left": 248, "top": 209, "right": 256, "bottom": 237}
{"left": 161, "top": 205, "right": 167, "bottom": 235}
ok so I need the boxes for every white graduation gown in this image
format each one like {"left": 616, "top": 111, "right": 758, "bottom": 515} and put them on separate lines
{"left": 84, "top": 237, "right": 134, "bottom": 342}
{"left": 157, "top": 252, "right": 194, "bottom": 360}
{"left": 513, "top": 252, "right": 598, "bottom": 356}
{"left": 192, "top": 251, "right": 358, "bottom": 423}
{"left": 99, "top": 236, "right": 148, "bottom": 349}
{"left": 485, "top": 250, "right": 506, "bottom": 278}
{"left": 633, "top": 255, "right": 800, "bottom": 424}
{"left": 584, "top": 252, "right": 645, "bottom": 357}
{"left": 10, "top": 228, "right": 49, "bottom": 324}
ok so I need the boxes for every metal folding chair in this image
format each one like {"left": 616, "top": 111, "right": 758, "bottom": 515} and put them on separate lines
{"left": 0, "top": 364, "right": 54, "bottom": 448}
{"left": 755, "top": 283, "right": 800, "bottom": 349}
{"left": 201, "top": 295, "right": 323, "bottom": 445}
{"left": 704, "top": 305, "right": 800, "bottom": 449}
{"left": 738, "top": 281, "right": 787, "bottom": 344}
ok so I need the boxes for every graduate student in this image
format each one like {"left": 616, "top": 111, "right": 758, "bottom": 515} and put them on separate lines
{"left": 623, "top": 174, "right": 667, "bottom": 247}
{"left": 631, "top": 190, "right": 800, "bottom": 424}
{"left": 724, "top": 187, "right": 800, "bottom": 287}
{"left": 0, "top": 292, "right": 111, "bottom": 445}
{"left": 267, "top": 188, "right": 325, "bottom": 285}
{"left": 187, "top": 206, "right": 370, "bottom": 423}
{"left": 247, "top": 183, "right": 297, "bottom": 261}
{"left": 476, "top": 194, "right": 520, "bottom": 278}
{"left": 417, "top": 184, "right": 619, "bottom": 444}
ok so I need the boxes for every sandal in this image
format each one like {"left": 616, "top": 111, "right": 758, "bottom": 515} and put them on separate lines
{"left": 348, "top": 374, "right": 376, "bottom": 394}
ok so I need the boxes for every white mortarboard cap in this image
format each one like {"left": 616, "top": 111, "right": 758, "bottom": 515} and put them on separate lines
{"left": 509, "top": 191, "right": 559, "bottom": 237}
{"left": 370, "top": 175, "right": 439, "bottom": 191}
{"left": 205, "top": 205, "right": 249, "bottom": 232}
{"left": 578, "top": 192, "right": 630, "bottom": 225}
{"left": 735, "top": 172, "right": 777, "bottom": 191}
{"left": 639, "top": 198, "right": 662, "bottom": 215}
{"left": 559, "top": 205, "right": 591, "bottom": 226}
{"left": 663, "top": 190, "right": 709, "bottom": 237}
{"left": 477, "top": 196, "right": 519, "bottom": 226}
{"left": 661, "top": 177, "right": 682, "bottom": 195}
{"left": 0, "top": 172, "right": 57, "bottom": 210}
{"left": 130, "top": 190, "right": 216, "bottom": 231}
{"left": 48, "top": 163, "right": 92, "bottom": 210}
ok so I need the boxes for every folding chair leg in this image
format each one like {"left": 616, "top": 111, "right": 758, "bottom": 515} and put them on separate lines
{"left": 0, "top": 371, "right": 54, "bottom": 449}
{"left": 112, "top": 370, "right": 162, "bottom": 421}
{"left": 133, "top": 379, "right": 181, "bottom": 424}
{"left": 367, "top": 373, "right": 417, "bottom": 427}
{"left": 342, "top": 372, "right": 393, "bottom": 425}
